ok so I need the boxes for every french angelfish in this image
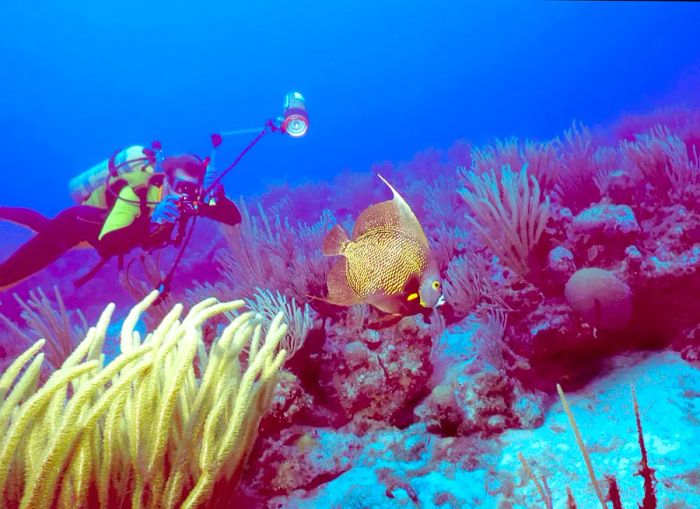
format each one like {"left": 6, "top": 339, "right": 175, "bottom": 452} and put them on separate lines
{"left": 322, "top": 174, "right": 443, "bottom": 319}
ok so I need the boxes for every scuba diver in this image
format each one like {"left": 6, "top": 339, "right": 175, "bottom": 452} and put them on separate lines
{"left": 0, "top": 91, "right": 309, "bottom": 293}
{"left": 0, "top": 147, "right": 241, "bottom": 291}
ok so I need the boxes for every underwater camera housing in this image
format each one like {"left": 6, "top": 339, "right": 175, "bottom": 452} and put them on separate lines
{"left": 280, "top": 91, "right": 309, "bottom": 137}
{"left": 174, "top": 181, "right": 200, "bottom": 217}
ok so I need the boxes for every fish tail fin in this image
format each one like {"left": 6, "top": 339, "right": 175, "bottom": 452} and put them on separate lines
{"left": 327, "top": 258, "right": 361, "bottom": 306}
{"left": 322, "top": 224, "right": 350, "bottom": 256}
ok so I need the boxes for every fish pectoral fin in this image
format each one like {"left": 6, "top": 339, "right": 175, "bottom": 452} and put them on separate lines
{"left": 322, "top": 224, "right": 350, "bottom": 256}
{"left": 366, "top": 313, "right": 404, "bottom": 330}
{"left": 326, "top": 258, "right": 362, "bottom": 306}
{"left": 306, "top": 293, "right": 349, "bottom": 314}
{"left": 306, "top": 293, "right": 333, "bottom": 304}
{"left": 367, "top": 293, "right": 407, "bottom": 316}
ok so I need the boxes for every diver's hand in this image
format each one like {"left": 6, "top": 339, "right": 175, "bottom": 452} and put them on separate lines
{"left": 151, "top": 195, "right": 181, "bottom": 224}
{"left": 202, "top": 156, "right": 225, "bottom": 204}
{"left": 203, "top": 184, "right": 225, "bottom": 205}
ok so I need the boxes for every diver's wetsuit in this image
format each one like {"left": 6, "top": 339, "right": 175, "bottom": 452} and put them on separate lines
{"left": 0, "top": 188, "right": 241, "bottom": 290}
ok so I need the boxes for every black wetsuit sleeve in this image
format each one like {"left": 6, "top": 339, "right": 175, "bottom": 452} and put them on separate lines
{"left": 199, "top": 196, "right": 242, "bottom": 226}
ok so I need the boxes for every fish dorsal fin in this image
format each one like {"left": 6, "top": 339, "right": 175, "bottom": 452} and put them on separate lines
{"left": 377, "top": 174, "right": 412, "bottom": 215}
{"left": 351, "top": 198, "right": 402, "bottom": 239}
{"left": 351, "top": 174, "right": 429, "bottom": 248}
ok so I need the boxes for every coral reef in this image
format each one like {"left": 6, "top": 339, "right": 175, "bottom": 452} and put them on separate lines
{"left": 3, "top": 105, "right": 700, "bottom": 507}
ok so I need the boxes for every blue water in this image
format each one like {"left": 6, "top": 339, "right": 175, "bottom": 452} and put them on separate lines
{"left": 1, "top": 0, "right": 699, "bottom": 214}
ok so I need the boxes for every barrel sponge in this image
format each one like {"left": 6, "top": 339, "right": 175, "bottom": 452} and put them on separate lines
{"left": 564, "top": 267, "right": 632, "bottom": 330}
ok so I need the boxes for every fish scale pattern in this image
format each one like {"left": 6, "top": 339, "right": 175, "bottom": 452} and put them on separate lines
{"left": 343, "top": 227, "right": 427, "bottom": 297}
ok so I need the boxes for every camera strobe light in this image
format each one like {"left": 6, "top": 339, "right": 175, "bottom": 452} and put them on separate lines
{"left": 281, "top": 91, "right": 309, "bottom": 138}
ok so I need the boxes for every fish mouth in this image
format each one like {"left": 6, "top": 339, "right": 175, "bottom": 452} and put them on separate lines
{"left": 435, "top": 295, "right": 446, "bottom": 307}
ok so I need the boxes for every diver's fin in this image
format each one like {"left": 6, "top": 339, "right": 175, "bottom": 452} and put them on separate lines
{"left": 326, "top": 258, "right": 362, "bottom": 306}
{"left": 0, "top": 207, "right": 50, "bottom": 233}
{"left": 322, "top": 224, "right": 350, "bottom": 256}
{"left": 0, "top": 278, "right": 26, "bottom": 292}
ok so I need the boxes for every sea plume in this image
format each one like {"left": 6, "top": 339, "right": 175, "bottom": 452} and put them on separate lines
{"left": 0, "top": 291, "right": 287, "bottom": 509}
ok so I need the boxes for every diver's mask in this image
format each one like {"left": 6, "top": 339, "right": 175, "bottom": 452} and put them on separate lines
{"left": 173, "top": 180, "right": 199, "bottom": 197}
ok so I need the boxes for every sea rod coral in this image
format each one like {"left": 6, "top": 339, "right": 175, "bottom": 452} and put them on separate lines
{"left": 0, "top": 290, "right": 288, "bottom": 509}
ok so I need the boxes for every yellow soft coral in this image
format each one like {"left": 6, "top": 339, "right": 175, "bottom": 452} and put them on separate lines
{"left": 0, "top": 290, "right": 287, "bottom": 509}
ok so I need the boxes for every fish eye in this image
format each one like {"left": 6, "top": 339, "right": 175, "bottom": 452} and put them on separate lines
{"left": 432, "top": 280, "right": 441, "bottom": 290}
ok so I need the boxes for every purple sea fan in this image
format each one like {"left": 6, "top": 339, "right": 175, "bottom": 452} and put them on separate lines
{"left": 332, "top": 169, "right": 386, "bottom": 217}
{"left": 443, "top": 251, "right": 503, "bottom": 320}
{"left": 614, "top": 106, "right": 700, "bottom": 147}
{"left": 621, "top": 125, "right": 700, "bottom": 203}
{"left": 447, "top": 139, "right": 472, "bottom": 168}
{"left": 259, "top": 180, "right": 334, "bottom": 225}
{"left": 215, "top": 202, "right": 334, "bottom": 302}
{"left": 553, "top": 121, "right": 602, "bottom": 213}
{"left": 421, "top": 173, "right": 467, "bottom": 233}
{"left": 471, "top": 137, "right": 561, "bottom": 193}
{"left": 427, "top": 222, "right": 471, "bottom": 273}
{"left": 398, "top": 147, "right": 450, "bottom": 184}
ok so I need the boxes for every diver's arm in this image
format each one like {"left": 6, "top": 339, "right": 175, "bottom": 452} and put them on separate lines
{"left": 199, "top": 195, "right": 242, "bottom": 226}
{"left": 199, "top": 146, "right": 242, "bottom": 226}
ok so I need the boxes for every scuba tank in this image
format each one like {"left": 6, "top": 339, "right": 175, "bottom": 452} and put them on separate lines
{"left": 68, "top": 145, "right": 152, "bottom": 205}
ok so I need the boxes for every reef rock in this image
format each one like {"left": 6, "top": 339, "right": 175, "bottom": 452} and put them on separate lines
{"left": 571, "top": 203, "right": 640, "bottom": 240}
{"left": 319, "top": 316, "right": 434, "bottom": 425}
